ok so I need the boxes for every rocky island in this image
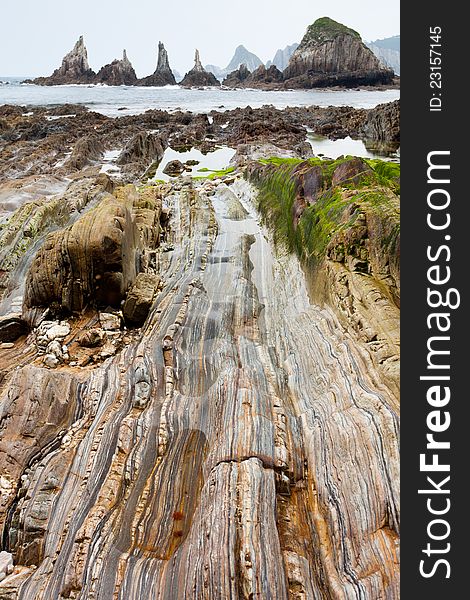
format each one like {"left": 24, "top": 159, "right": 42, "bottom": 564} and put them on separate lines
{"left": 0, "top": 91, "right": 400, "bottom": 597}
{"left": 180, "top": 50, "right": 220, "bottom": 87}
{"left": 27, "top": 40, "right": 177, "bottom": 88}
{"left": 94, "top": 50, "right": 138, "bottom": 86}
{"left": 28, "top": 36, "right": 96, "bottom": 86}
{"left": 283, "top": 17, "right": 394, "bottom": 87}
{"left": 138, "top": 42, "right": 177, "bottom": 87}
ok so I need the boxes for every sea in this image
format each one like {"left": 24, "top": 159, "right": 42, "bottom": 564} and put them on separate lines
{"left": 0, "top": 77, "right": 399, "bottom": 116}
{"left": 0, "top": 78, "right": 400, "bottom": 160}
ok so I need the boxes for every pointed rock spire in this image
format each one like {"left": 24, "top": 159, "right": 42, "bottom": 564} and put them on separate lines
{"left": 30, "top": 36, "right": 96, "bottom": 84}
{"left": 194, "top": 49, "right": 204, "bottom": 72}
{"left": 137, "top": 41, "right": 177, "bottom": 87}
{"left": 181, "top": 49, "right": 220, "bottom": 87}
{"left": 156, "top": 42, "right": 171, "bottom": 73}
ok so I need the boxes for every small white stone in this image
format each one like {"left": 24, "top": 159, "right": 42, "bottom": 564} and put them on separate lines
{"left": 46, "top": 340, "right": 63, "bottom": 358}
{"left": 99, "top": 313, "right": 121, "bottom": 331}
{"left": 43, "top": 354, "right": 59, "bottom": 368}
{"left": 45, "top": 324, "right": 70, "bottom": 341}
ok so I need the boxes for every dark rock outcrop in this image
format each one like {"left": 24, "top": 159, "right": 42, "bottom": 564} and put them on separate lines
{"left": 117, "top": 131, "right": 167, "bottom": 178}
{"left": 247, "top": 65, "right": 284, "bottom": 85}
{"left": 28, "top": 37, "right": 96, "bottom": 85}
{"left": 163, "top": 160, "right": 185, "bottom": 176}
{"left": 181, "top": 50, "right": 220, "bottom": 87}
{"left": 222, "top": 64, "right": 251, "bottom": 87}
{"left": 65, "top": 134, "right": 104, "bottom": 171}
{"left": 223, "top": 64, "right": 283, "bottom": 88}
{"left": 0, "top": 315, "right": 29, "bottom": 342}
{"left": 362, "top": 100, "right": 400, "bottom": 143}
{"left": 138, "top": 42, "right": 177, "bottom": 87}
{"left": 94, "top": 50, "right": 138, "bottom": 86}
{"left": 283, "top": 17, "right": 394, "bottom": 88}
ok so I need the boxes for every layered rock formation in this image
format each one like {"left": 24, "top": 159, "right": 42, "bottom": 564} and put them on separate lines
{"left": 95, "top": 50, "right": 138, "bottom": 86}
{"left": 181, "top": 50, "right": 220, "bottom": 87}
{"left": 29, "top": 37, "right": 96, "bottom": 85}
{"left": 363, "top": 99, "right": 400, "bottom": 143}
{"left": 138, "top": 42, "right": 177, "bottom": 87}
{"left": 0, "top": 101, "right": 400, "bottom": 598}
{"left": 0, "top": 175, "right": 399, "bottom": 599}
{"left": 283, "top": 17, "right": 394, "bottom": 87}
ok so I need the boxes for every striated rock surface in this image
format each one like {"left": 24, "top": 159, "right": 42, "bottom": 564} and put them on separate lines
{"left": 95, "top": 50, "right": 138, "bottom": 86}
{"left": 29, "top": 37, "right": 96, "bottom": 85}
{"left": 117, "top": 131, "right": 167, "bottom": 179}
{"left": 0, "top": 176, "right": 399, "bottom": 598}
{"left": 138, "top": 42, "right": 177, "bottom": 87}
{"left": 0, "top": 104, "right": 399, "bottom": 598}
{"left": 362, "top": 99, "right": 400, "bottom": 143}
{"left": 181, "top": 50, "right": 220, "bottom": 87}
{"left": 284, "top": 17, "right": 394, "bottom": 88}
{"left": 123, "top": 273, "right": 161, "bottom": 326}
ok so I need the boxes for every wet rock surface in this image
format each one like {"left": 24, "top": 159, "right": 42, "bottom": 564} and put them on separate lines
{"left": 0, "top": 101, "right": 399, "bottom": 598}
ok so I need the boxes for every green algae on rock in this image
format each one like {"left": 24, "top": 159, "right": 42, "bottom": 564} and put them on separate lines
{"left": 247, "top": 156, "right": 400, "bottom": 394}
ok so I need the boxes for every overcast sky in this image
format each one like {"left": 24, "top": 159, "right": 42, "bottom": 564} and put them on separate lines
{"left": 0, "top": 0, "right": 400, "bottom": 77}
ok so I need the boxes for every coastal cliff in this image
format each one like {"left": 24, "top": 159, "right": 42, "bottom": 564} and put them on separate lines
{"left": 25, "top": 17, "right": 397, "bottom": 89}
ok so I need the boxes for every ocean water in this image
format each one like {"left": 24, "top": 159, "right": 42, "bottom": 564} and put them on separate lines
{"left": 0, "top": 79, "right": 400, "bottom": 117}
{"left": 307, "top": 133, "right": 399, "bottom": 161}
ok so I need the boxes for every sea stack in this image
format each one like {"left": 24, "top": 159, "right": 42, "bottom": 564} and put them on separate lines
{"left": 94, "top": 50, "right": 138, "bottom": 86}
{"left": 181, "top": 50, "right": 220, "bottom": 87}
{"left": 283, "top": 17, "right": 394, "bottom": 87}
{"left": 30, "top": 36, "right": 96, "bottom": 85}
{"left": 138, "top": 42, "right": 177, "bottom": 86}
